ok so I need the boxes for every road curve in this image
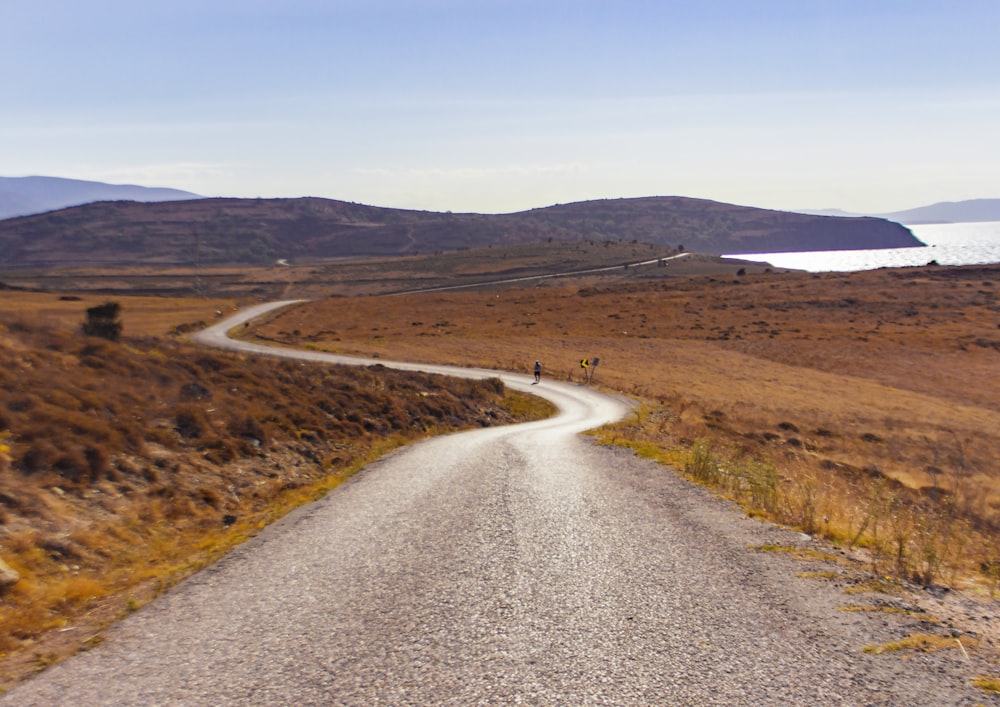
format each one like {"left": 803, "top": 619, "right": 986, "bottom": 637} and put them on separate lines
{"left": 190, "top": 300, "right": 632, "bottom": 432}
{"left": 3, "top": 303, "right": 986, "bottom": 705}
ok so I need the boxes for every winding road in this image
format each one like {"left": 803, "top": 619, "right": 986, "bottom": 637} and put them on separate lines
{"left": 3, "top": 302, "right": 987, "bottom": 705}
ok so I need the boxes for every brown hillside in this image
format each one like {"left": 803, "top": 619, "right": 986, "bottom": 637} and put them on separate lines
{"left": 0, "top": 312, "right": 551, "bottom": 687}
{"left": 0, "top": 195, "right": 919, "bottom": 269}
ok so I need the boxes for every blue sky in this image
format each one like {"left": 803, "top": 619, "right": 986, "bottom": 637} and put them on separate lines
{"left": 3, "top": 0, "right": 998, "bottom": 214}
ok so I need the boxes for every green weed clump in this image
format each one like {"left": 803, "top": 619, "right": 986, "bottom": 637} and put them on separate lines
{"left": 683, "top": 440, "right": 780, "bottom": 516}
{"left": 843, "top": 471, "right": 980, "bottom": 586}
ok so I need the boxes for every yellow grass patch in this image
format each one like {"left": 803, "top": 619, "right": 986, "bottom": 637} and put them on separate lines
{"left": 863, "top": 633, "right": 976, "bottom": 655}
{"left": 838, "top": 605, "right": 939, "bottom": 622}
{"left": 0, "top": 291, "right": 241, "bottom": 337}
{"left": 973, "top": 676, "right": 1000, "bottom": 694}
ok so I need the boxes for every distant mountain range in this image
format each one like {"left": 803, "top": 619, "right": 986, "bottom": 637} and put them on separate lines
{"left": 799, "top": 199, "right": 1000, "bottom": 224}
{"left": 0, "top": 194, "right": 920, "bottom": 270}
{"left": 3, "top": 176, "right": 995, "bottom": 228}
{"left": 0, "top": 176, "right": 200, "bottom": 220}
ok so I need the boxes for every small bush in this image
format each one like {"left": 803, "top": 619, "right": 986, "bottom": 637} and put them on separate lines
{"left": 81, "top": 302, "right": 122, "bottom": 342}
{"left": 198, "top": 487, "right": 222, "bottom": 508}
{"left": 54, "top": 576, "right": 104, "bottom": 611}
{"left": 84, "top": 446, "right": 110, "bottom": 479}
{"left": 20, "top": 440, "right": 59, "bottom": 474}
{"left": 742, "top": 459, "right": 780, "bottom": 513}
{"left": 175, "top": 405, "right": 209, "bottom": 439}
{"left": 228, "top": 414, "right": 267, "bottom": 443}
{"left": 685, "top": 440, "right": 722, "bottom": 485}
{"left": 53, "top": 448, "right": 90, "bottom": 483}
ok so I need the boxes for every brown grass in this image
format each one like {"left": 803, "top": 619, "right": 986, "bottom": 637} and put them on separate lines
{"left": 0, "top": 291, "right": 243, "bottom": 337}
{"left": 863, "top": 633, "right": 976, "bottom": 655}
{"left": 2, "top": 255, "right": 998, "bottom": 686}
{"left": 973, "top": 675, "right": 1000, "bottom": 694}
{"left": 0, "top": 242, "right": 768, "bottom": 299}
{"left": 247, "top": 263, "right": 1000, "bottom": 589}
{"left": 0, "top": 310, "right": 552, "bottom": 688}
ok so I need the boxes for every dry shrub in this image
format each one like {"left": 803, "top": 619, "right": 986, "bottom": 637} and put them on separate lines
{"left": 53, "top": 576, "right": 104, "bottom": 611}
{"left": 683, "top": 440, "right": 780, "bottom": 516}
{"left": 174, "top": 404, "right": 209, "bottom": 439}
{"left": 67, "top": 526, "right": 114, "bottom": 557}
{"left": 198, "top": 487, "right": 222, "bottom": 509}
{"left": 20, "top": 440, "right": 59, "bottom": 474}
{"left": 0, "top": 598, "right": 48, "bottom": 651}
{"left": 200, "top": 436, "right": 238, "bottom": 464}
{"left": 52, "top": 447, "right": 91, "bottom": 484}
{"left": 228, "top": 413, "right": 266, "bottom": 443}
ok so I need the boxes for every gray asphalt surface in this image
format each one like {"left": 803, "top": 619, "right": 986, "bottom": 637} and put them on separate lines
{"left": 4, "top": 302, "right": 993, "bottom": 705}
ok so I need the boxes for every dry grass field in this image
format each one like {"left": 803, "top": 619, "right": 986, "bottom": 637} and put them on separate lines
{"left": 248, "top": 263, "right": 1000, "bottom": 590}
{"left": 0, "top": 290, "right": 243, "bottom": 337}
{"left": 1, "top": 251, "right": 998, "bottom": 688}
{"left": 0, "top": 240, "right": 777, "bottom": 299}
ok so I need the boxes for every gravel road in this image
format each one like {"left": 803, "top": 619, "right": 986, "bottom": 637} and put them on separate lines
{"left": 4, "top": 302, "right": 995, "bottom": 705}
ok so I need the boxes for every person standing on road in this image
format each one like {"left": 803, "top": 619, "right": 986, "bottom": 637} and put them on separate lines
{"left": 533, "top": 360, "right": 542, "bottom": 383}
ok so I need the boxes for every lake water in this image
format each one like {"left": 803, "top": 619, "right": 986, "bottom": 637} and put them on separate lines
{"left": 726, "top": 220, "right": 1000, "bottom": 272}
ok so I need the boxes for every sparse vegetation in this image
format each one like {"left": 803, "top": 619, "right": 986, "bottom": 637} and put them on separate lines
{"left": 0, "top": 313, "right": 552, "bottom": 687}
{"left": 973, "top": 675, "right": 1000, "bottom": 694}
{"left": 682, "top": 440, "right": 780, "bottom": 516}
{"left": 2, "top": 252, "right": 998, "bottom": 689}
{"left": 247, "top": 263, "right": 1000, "bottom": 590}
{"left": 862, "top": 633, "right": 975, "bottom": 655}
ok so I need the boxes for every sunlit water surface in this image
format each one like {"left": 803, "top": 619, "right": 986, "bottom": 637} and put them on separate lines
{"left": 726, "top": 220, "right": 1000, "bottom": 272}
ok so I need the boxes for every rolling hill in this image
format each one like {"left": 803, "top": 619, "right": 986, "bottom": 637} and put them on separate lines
{"left": 0, "top": 195, "right": 920, "bottom": 269}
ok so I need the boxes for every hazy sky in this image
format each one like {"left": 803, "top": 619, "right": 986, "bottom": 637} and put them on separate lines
{"left": 3, "top": 0, "right": 998, "bottom": 214}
